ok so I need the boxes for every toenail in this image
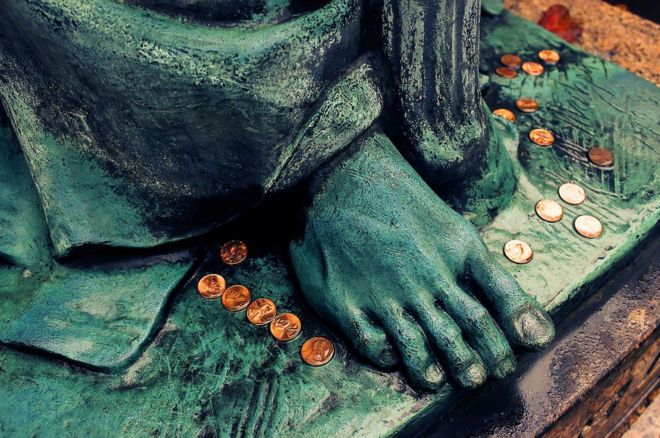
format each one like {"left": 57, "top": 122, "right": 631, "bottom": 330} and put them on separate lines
{"left": 515, "top": 309, "right": 555, "bottom": 349}
{"left": 378, "top": 347, "right": 399, "bottom": 367}
{"left": 462, "top": 363, "right": 487, "bottom": 388}
{"left": 493, "top": 355, "right": 516, "bottom": 378}
{"left": 425, "top": 363, "right": 445, "bottom": 385}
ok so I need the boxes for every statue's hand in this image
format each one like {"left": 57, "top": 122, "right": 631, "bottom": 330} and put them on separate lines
{"left": 290, "top": 130, "right": 554, "bottom": 390}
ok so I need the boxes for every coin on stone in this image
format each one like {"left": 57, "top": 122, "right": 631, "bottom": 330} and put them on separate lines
{"left": 522, "top": 61, "right": 545, "bottom": 76}
{"left": 538, "top": 49, "right": 560, "bottom": 65}
{"left": 558, "top": 183, "right": 586, "bottom": 205}
{"left": 495, "top": 67, "right": 518, "bottom": 79}
{"left": 221, "top": 285, "right": 251, "bottom": 311}
{"left": 503, "top": 240, "right": 533, "bottom": 264}
{"left": 587, "top": 147, "right": 614, "bottom": 167}
{"left": 493, "top": 108, "right": 516, "bottom": 122}
{"left": 574, "top": 215, "right": 603, "bottom": 238}
{"left": 270, "top": 312, "right": 302, "bottom": 342}
{"left": 515, "top": 97, "right": 539, "bottom": 113}
{"left": 301, "top": 337, "right": 335, "bottom": 367}
{"left": 197, "top": 274, "right": 226, "bottom": 299}
{"left": 246, "top": 298, "right": 277, "bottom": 326}
{"left": 535, "top": 199, "right": 564, "bottom": 222}
{"left": 220, "top": 240, "right": 248, "bottom": 265}
{"left": 500, "top": 54, "right": 522, "bottom": 69}
{"left": 529, "top": 128, "right": 555, "bottom": 147}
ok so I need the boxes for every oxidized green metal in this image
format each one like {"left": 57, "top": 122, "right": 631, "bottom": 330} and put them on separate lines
{"left": 0, "top": 0, "right": 657, "bottom": 436}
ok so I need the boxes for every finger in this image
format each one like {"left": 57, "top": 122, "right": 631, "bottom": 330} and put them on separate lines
{"left": 414, "top": 296, "right": 488, "bottom": 389}
{"left": 468, "top": 253, "right": 555, "bottom": 350}
{"left": 379, "top": 303, "right": 446, "bottom": 390}
{"left": 335, "top": 308, "right": 399, "bottom": 368}
{"left": 434, "top": 281, "right": 517, "bottom": 379}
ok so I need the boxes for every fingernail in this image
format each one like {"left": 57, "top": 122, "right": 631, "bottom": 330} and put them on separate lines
{"left": 493, "top": 355, "right": 516, "bottom": 379}
{"left": 460, "top": 363, "right": 488, "bottom": 388}
{"left": 425, "top": 363, "right": 445, "bottom": 386}
{"left": 516, "top": 309, "right": 555, "bottom": 350}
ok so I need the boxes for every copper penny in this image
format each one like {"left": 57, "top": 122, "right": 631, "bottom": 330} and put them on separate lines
{"left": 535, "top": 199, "right": 564, "bottom": 222}
{"left": 574, "top": 215, "right": 603, "bottom": 239}
{"left": 587, "top": 147, "right": 614, "bottom": 167}
{"left": 220, "top": 240, "right": 248, "bottom": 265}
{"left": 529, "top": 128, "right": 555, "bottom": 147}
{"left": 503, "top": 240, "right": 533, "bottom": 264}
{"left": 538, "top": 49, "right": 560, "bottom": 65}
{"left": 495, "top": 67, "right": 518, "bottom": 79}
{"left": 196, "top": 274, "right": 226, "bottom": 299}
{"left": 515, "top": 97, "right": 539, "bottom": 113}
{"left": 270, "top": 313, "right": 302, "bottom": 342}
{"left": 301, "top": 337, "right": 335, "bottom": 367}
{"left": 246, "top": 298, "right": 278, "bottom": 326}
{"left": 492, "top": 108, "right": 516, "bottom": 122}
{"left": 522, "top": 61, "right": 545, "bottom": 76}
{"left": 558, "top": 183, "right": 586, "bottom": 205}
{"left": 221, "top": 285, "right": 251, "bottom": 312}
{"left": 500, "top": 54, "right": 522, "bottom": 69}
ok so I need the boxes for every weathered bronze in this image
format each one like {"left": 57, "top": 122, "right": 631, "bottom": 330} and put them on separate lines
{"left": 0, "top": 0, "right": 658, "bottom": 435}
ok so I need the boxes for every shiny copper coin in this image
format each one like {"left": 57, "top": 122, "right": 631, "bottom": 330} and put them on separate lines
{"left": 503, "top": 240, "right": 533, "bottom": 264}
{"left": 535, "top": 199, "right": 564, "bottom": 222}
{"left": 493, "top": 108, "right": 516, "bottom": 122}
{"left": 538, "top": 49, "right": 560, "bottom": 65}
{"left": 522, "top": 61, "right": 545, "bottom": 76}
{"left": 220, "top": 240, "right": 248, "bottom": 265}
{"left": 270, "top": 312, "right": 302, "bottom": 342}
{"left": 495, "top": 67, "right": 518, "bottom": 79}
{"left": 558, "top": 183, "right": 586, "bottom": 205}
{"left": 196, "top": 274, "right": 226, "bottom": 300}
{"left": 301, "top": 337, "right": 335, "bottom": 367}
{"left": 587, "top": 147, "right": 614, "bottom": 167}
{"left": 574, "top": 215, "right": 603, "bottom": 239}
{"left": 221, "top": 285, "right": 251, "bottom": 312}
{"left": 529, "top": 128, "right": 555, "bottom": 147}
{"left": 246, "top": 298, "right": 277, "bottom": 326}
{"left": 515, "top": 97, "right": 539, "bottom": 113}
{"left": 500, "top": 54, "right": 522, "bottom": 69}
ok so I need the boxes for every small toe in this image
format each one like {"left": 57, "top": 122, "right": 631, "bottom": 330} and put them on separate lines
{"left": 415, "top": 297, "right": 488, "bottom": 388}
{"left": 339, "top": 309, "right": 400, "bottom": 368}
{"left": 380, "top": 304, "right": 446, "bottom": 390}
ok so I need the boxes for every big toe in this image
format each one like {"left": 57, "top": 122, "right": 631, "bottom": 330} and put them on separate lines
{"left": 510, "top": 306, "right": 555, "bottom": 350}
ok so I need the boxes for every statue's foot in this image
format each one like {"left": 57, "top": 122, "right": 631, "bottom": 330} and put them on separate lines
{"left": 291, "top": 129, "right": 554, "bottom": 390}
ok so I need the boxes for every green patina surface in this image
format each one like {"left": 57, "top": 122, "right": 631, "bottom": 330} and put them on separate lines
{"left": 0, "top": 11, "right": 658, "bottom": 438}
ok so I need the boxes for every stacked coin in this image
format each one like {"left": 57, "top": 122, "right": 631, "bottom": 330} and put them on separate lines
{"left": 197, "top": 240, "right": 334, "bottom": 366}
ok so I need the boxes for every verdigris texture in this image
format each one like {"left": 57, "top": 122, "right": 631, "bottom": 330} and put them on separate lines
{"left": 0, "top": 0, "right": 556, "bottom": 389}
{"left": 0, "top": 2, "right": 658, "bottom": 438}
